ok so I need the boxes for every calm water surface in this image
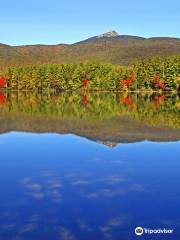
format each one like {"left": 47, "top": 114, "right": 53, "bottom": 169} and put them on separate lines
{"left": 0, "top": 92, "right": 180, "bottom": 240}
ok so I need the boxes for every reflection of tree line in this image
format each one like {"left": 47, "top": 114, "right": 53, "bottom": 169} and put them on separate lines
{"left": 0, "top": 91, "right": 179, "bottom": 128}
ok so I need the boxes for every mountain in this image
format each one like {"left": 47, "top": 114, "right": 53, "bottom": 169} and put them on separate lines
{"left": 0, "top": 30, "right": 180, "bottom": 68}
{"left": 74, "top": 30, "right": 145, "bottom": 44}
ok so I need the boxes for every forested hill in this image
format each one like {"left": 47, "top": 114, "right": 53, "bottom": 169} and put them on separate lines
{"left": 0, "top": 31, "right": 180, "bottom": 67}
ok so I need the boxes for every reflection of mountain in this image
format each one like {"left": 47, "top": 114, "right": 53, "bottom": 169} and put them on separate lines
{"left": 0, "top": 92, "right": 179, "bottom": 144}
{"left": 97, "top": 141, "right": 118, "bottom": 148}
{"left": 0, "top": 113, "right": 180, "bottom": 144}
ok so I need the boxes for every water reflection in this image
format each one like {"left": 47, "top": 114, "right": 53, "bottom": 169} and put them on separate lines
{"left": 0, "top": 92, "right": 179, "bottom": 239}
{"left": 0, "top": 92, "right": 179, "bottom": 143}
{"left": 0, "top": 132, "right": 179, "bottom": 239}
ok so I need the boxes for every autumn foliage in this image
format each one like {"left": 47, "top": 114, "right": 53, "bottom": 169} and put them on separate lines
{"left": 153, "top": 74, "right": 166, "bottom": 90}
{"left": 0, "top": 77, "right": 6, "bottom": 87}
{"left": 0, "top": 56, "right": 179, "bottom": 92}
{"left": 120, "top": 73, "right": 136, "bottom": 91}
{"left": 82, "top": 79, "right": 89, "bottom": 87}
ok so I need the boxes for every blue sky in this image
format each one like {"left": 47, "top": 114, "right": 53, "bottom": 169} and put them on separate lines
{"left": 1, "top": 0, "right": 179, "bottom": 45}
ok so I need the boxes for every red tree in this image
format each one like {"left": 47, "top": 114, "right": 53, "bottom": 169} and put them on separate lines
{"left": 0, "top": 77, "right": 6, "bottom": 88}
{"left": 120, "top": 73, "right": 136, "bottom": 91}
{"left": 82, "top": 79, "right": 89, "bottom": 87}
{"left": 153, "top": 74, "right": 166, "bottom": 90}
{"left": 0, "top": 77, "right": 6, "bottom": 86}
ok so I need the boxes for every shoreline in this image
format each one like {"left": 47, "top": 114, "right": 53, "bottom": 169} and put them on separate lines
{"left": 0, "top": 89, "right": 179, "bottom": 94}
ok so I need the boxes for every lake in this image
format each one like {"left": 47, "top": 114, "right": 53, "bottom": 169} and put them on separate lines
{"left": 0, "top": 92, "right": 180, "bottom": 240}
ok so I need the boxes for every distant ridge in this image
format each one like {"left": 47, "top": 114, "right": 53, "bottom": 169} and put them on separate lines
{"left": 0, "top": 30, "right": 180, "bottom": 67}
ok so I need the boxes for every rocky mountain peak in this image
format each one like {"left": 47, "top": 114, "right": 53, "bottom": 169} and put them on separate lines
{"left": 97, "top": 30, "right": 119, "bottom": 38}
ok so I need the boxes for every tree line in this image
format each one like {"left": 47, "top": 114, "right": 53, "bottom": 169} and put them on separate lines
{"left": 0, "top": 55, "right": 179, "bottom": 92}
